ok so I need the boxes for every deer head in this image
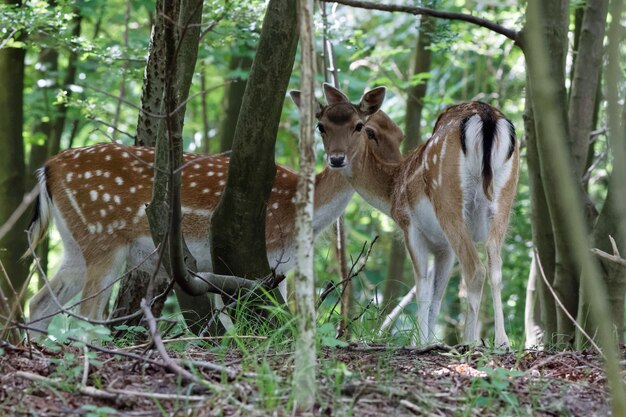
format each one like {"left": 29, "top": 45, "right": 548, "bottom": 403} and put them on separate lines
{"left": 290, "top": 83, "right": 387, "bottom": 170}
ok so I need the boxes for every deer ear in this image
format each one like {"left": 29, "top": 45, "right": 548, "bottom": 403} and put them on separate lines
{"left": 289, "top": 90, "right": 302, "bottom": 108}
{"left": 359, "top": 86, "right": 386, "bottom": 115}
{"left": 290, "top": 90, "right": 323, "bottom": 115}
{"left": 323, "top": 82, "right": 349, "bottom": 105}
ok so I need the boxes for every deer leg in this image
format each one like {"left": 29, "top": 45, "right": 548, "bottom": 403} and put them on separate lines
{"left": 79, "top": 247, "right": 127, "bottom": 321}
{"left": 428, "top": 246, "right": 455, "bottom": 340}
{"left": 437, "top": 218, "right": 485, "bottom": 343}
{"left": 403, "top": 227, "right": 431, "bottom": 345}
{"left": 486, "top": 204, "right": 513, "bottom": 348}
{"left": 28, "top": 231, "right": 86, "bottom": 334}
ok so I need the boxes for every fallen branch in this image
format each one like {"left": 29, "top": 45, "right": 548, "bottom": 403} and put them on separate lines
{"left": 380, "top": 285, "right": 417, "bottom": 334}
{"left": 15, "top": 371, "right": 208, "bottom": 402}
{"left": 140, "top": 299, "right": 221, "bottom": 390}
{"left": 15, "top": 371, "right": 117, "bottom": 400}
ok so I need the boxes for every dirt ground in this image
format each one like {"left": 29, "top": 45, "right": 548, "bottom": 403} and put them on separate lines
{"left": 0, "top": 341, "right": 621, "bottom": 416}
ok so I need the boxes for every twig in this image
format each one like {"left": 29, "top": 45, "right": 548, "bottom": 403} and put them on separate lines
{"left": 15, "top": 371, "right": 117, "bottom": 400}
{"left": 349, "top": 343, "right": 451, "bottom": 354}
{"left": 319, "top": 237, "right": 378, "bottom": 310}
{"left": 23, "top": 231, "right": 168, "bottom": 328}
{"left": 591, "top": 235, "right": 626, "bottom": 268}
{"left": 124, "top": 334, "right": 267, "bottom": 350}
{"left": 380, "top": 285, "right": 417, "bottom": 333}
{"left": 15, "top": 371, "right": 208, "bottom": 402}
{"left": 0, "top": 28, "right": 18, "bottom": 49}
{"left": 81, "top": 345, "right": 90, "bottom": 386}
{"left": 534, "top": 249, "right": 603, "bottom": 356}
{"left": 400, "top": 399, "right": 422, "bottom": 414}
{"left": 105, "top": 388, "right": 206, "bottom": 402}
{"left": 0, "top": 185, "right": 39, "bottom": 241}
{"left": 140, "top": 299, "right": 221, "bottom": 390}
{"left": 345, "top": 298, "right": 374, "bottom": 331}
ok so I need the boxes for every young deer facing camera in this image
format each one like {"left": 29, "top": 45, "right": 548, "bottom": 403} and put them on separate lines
{"left": 292, "top": 84, "right": 519, "bottom": 347}
{"left": 27, "top": 87, "right": 400, "bottom": 332}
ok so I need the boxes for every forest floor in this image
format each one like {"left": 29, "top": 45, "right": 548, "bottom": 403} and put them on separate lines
{"left": 0, "top": 339, "right": 620, "bottom": 417}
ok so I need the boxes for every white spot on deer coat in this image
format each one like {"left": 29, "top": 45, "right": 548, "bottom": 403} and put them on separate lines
{"left": 103, "top": 193, "right": 111, "bottom": 202}
{"left": 90, "top": 190, "right": 98, "bottom": 202}
{"left": 66, "top": 173, "right": 74, "bottom": 182}
{"left": 115, "top": 177, "right": 124, "bottom": 185}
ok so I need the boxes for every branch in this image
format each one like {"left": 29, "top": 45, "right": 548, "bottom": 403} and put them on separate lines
{"left": 140, "top": 299, "right": 221, "bottom": 390}
{"left": 591, "top": 235, "right": 626, "bottom": 268}
{"left": 320, "top": 0, "right": 520, "bottom": 45}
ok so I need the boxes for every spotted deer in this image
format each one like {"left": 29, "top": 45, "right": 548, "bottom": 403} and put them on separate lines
{"left": 27, "top": 89, "right": 399, "bottom": 332}
{"left": 292, "top": 84, "right": 519, "bottom": 347}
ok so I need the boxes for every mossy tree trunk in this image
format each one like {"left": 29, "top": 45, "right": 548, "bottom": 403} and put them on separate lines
{"left": 0, "top": 0, "right": 28, "bottom": 317}
{"left": 111, "top": 0, "right": 205, "bottom": 328}
{"left": 209, "top": 0, "right": 298, "bottom": 291}
{"left": 219, "top": 49, "right": 254, "bottom": 152}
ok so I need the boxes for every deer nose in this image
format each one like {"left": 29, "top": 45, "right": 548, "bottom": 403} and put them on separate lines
{"left": 329, "top": 155, "right": 346, "bottom": 168}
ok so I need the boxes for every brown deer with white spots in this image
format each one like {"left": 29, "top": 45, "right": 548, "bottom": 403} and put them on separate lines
{"left": 27, "top": 89, "right": 399, "bottom": 332}
{"left": 293, "top": 84, "right": 519, "bottom": 347}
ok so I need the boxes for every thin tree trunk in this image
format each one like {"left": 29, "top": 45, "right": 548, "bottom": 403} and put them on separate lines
{"left": 210, "top": 0, "right": 298, "bottom": 286}
{"left": 293, "top": 0, "right": 316, "bottom": 409}
{"left": 583, "top": 0, "right": 626, "bottom": 345}
{"left": 112, "top": 0, "right": 206, "bottom": 329}
{"left": 0, "top": 1, "right": 28, "bottom": 314}
{"left": 524, "top": 82, "right": 558, "bottom": 345}
{"left": 219, "top": 52, "right": 253, "bottom": 152}
{"left": 524, "top": 0, "right": 581, "bottom": 347}
{"left": 568, "top": 0, "right": 610, "bottom": 177}
{"left": 525, "top": 1, "right": 626, "bottom": 413}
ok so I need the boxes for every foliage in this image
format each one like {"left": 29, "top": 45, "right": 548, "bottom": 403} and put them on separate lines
{"left": 10, "top": 0, "right": 623, "bottom": 349}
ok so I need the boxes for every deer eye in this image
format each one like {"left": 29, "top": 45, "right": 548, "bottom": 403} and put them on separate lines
{"left": 317, "top": 124, "right": 326, "bottom": 134}
{"left": 355, "top": 122, "right": 364, "bottom": 132}
{"left": 365, "top": 127, "right": 376, "bottom": 140}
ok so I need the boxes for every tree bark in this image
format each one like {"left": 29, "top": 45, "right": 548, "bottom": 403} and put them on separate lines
{"left": 582, "top": 0, "right": 626, "bottom": 345}
{"left": 112, "top": 0, "right": 206, "bottom": 329}
{"left": 0, "top": 0, "right": 28, "bottom": 314}
{"left": 524, "top": 2, "right": 626, "bottom": 410}
{"left": 219, "top": 51, "right": 253, "bottom": 152}
{"left": 523, "top": 80, "right": 558, "bottom": 345}
{"left": 292, "top": 0, "right": 316, "bottom": 409}
{"left": 568, "top": 0, "right": 610, "bottom": 177}
{"left": 524, "top": 0, "right": 582, "bottom": 347}
{"left": 210, "top": 0, "right": 298, "bottom": 284}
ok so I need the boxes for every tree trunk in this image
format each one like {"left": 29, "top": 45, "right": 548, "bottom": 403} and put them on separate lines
{"left": 582, "top": 0, "right": 626, "bottom": 345}
{"left": 568, "top": 0, "right": 610, "bottom": 177}
{"left": 219, "top": 51, "right": 253, "bottom": 152}
{"left": 210, "top": 0, "right": 298, "bottom": 285}
{"left": 292, "top": 0, "right": 316, "bottom": 409}
{"left": 0, "top": 2, "right": 28, "bottom": 314}
{"left": 524, "top": 0, "right": 582, "bottom": 347}
{"left": 135, "top": 0, "right": 167, "bottom": 147}
{"left": 382, "top": 16, "right": 433, "bottom": 315}
{"left": 523, "top": 81, "right": 558, "bottom": 345}
{"left": 524, "top": 3, "right": 626, "bottom": 411}
{"left": 112, "top": 0, "right": 206, "bottom": 329}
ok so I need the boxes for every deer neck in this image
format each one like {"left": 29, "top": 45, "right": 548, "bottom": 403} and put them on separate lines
{"left": 345, "top": 139, "right": 398, "bottom": 216}
{"left": 312, "top": 167, "right": 354, "bottom": 236}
